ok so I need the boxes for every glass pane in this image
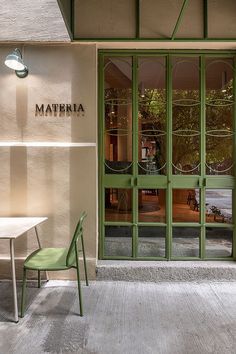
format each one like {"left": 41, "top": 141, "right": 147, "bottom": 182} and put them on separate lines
{"left": 172, "top": 57, "right": 200, "bottom": 175}
{"left": 105, "top": 188, "right": 132, "bottom": 222}
{"left": 104, "top": 57, "right": 132, "bottom": 174}
{"left": 138, "top": 189, "right": 166, "bottom": 223}
{"left": 173, "top": 189, "right": 200, "bottom": 223}
{"left": 205, "top": 189, "right": 232, "bottom": 224}
{"left": 104, "top": 226, "right": 132, "bottom": 257}
{"left": 138, "top": 227, "right": 166, "bottom": 257}
{"left": 206, "top": 58, "right": 234, "bottom": 176}
{"left": 138, "top": 57, "right": 166, "bottom": 175}
{"left": 206, "top": 228, "right": 233, "bottom": 258}
{"left": 172, "top": 227, "right": 200, "bottom": 257}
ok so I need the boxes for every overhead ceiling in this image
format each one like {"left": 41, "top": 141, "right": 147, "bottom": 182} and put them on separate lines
{"left": 0, "top": 0, "right": 70, "bottom": 42}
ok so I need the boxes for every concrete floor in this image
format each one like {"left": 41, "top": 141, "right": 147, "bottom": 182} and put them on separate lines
{"left": 1, "top": 280, "right": 236, "bottom": 354}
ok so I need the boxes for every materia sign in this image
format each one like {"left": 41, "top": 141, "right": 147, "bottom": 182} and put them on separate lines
{"left": 35, "top": 104, "right": 85, "bottom": 116}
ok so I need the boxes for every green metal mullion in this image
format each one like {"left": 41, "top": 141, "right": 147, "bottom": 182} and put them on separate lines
{"left": 200, "top": 55, "right": 206, "bottom": 259}
{"left": 136, "top": 0, "right": 140, "bottom": 39}
{"left": 98, "top": 53, "right": 105, "bottom": 259}
{"left": 132, "top": 55, "right": 139, "bottom": 258}
{"left": 167, "top": 55, "right": 172, "bottom": 260}
{"left": 203, "top": 0, "right": 208, "bottom": 39}
{"left": 171, "top": 0, "right": 189, "bottom": 40}
{"left": 233, "top": 56, "right": 236, "bottom": 260}
{"left": 172, "top": 223, "right": 201, "bottom": 227}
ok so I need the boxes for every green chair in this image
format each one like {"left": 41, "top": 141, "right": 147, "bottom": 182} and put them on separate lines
{"left": 21, "top": 212, "right": 88, "bottom": 317}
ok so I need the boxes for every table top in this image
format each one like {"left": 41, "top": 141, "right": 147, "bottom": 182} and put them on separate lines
{"left": 0, "top": 217, "right": 48, "bottom": 239}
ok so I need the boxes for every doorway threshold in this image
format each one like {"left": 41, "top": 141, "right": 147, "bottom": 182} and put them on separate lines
{"left": 96, "top": 260, "right": 236, "bottom": 282}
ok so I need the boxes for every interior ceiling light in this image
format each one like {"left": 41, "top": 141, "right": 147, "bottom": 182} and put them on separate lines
{"left": 4, "top": 48, "right": 28, "bottom": 78}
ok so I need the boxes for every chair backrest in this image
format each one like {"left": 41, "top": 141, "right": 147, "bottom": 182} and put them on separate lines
{"left": 66, "top": 212, "right": 87, "bottom": 267}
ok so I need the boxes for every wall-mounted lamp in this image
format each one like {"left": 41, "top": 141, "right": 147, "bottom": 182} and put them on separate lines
{"left": 4, "top": 48, "right": 28, "bottom": 78}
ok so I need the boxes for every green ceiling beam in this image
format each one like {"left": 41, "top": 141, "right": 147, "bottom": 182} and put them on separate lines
{"left": 57, "top": 0, "right": 73, "bottom": 41}
{"left": 171, "top": 0, "right": 189, "bottom": 40}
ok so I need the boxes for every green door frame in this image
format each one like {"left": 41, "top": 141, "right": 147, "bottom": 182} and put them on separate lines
{"left": 98, "top": 49, "right": 236, "bottom": 261}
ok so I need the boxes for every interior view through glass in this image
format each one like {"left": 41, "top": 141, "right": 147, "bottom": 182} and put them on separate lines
{"left": 101, "top": 53, "right": 234, "bottom": 260}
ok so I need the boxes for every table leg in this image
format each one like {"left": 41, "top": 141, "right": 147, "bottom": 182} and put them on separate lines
{"left": 10, "top": 239, "right": 18, "bottom": 323}
{"left": 34, "top": 226, "right": 49, "bottom": 281}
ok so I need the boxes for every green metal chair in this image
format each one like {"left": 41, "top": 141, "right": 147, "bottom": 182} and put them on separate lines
{"left": 21, "top": 212, "right": 88, "bottom": 317}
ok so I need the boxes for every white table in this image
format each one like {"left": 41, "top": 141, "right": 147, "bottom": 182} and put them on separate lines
{"left": 0, "top": 217, "right": 48, "bottom": 322}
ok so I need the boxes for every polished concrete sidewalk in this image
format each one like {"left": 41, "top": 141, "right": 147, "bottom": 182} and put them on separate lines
{"left": 1, "top": 280, "right": 236, "bottom": 354}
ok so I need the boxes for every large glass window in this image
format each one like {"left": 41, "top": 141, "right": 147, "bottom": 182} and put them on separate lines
{"left": 100, "top": 52, "right": 235, "bottom": 261}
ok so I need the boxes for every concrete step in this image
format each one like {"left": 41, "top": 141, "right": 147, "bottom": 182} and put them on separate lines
{"left": 96, "top": 260, "right": 236, "bottom": 282}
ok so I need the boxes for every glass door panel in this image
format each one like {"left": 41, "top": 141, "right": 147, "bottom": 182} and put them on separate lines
{"left": 104, "top": 226, "right": 133, "bottom": 257}
{"left": 104, "top": 57, "right": 133, "bottom": 174}
{"left": 138, "top": 189, "right": 166, "bottom": 223}
{"left": 138, "top": 57, "right": 166, "bottom": 176}
{"left": 205, "top": 228, "right": 233, "bottom": 258}
{"left": 173, "top": 189, "right": 200, "bottom": 223}
{"left": 105, "top": 188, "right": 132, "bottom": 222}
{"left": 172, "top": 227, "right": 200, "bottom": 257}
{"left": 138, "top": 226, "right": 166, "bottom": 257}
{"left": 205, "top": 58, "right": 234, "bottom": 175}
{"left": 172, "top": 57, "right": 200, "bottom": 175}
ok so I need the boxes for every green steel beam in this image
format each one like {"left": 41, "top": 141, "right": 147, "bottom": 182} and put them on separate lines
{"left": 75, "top": 37, "right": 236, "bottom": 42}
{"left": 171, "top": 0, "right": 189, "bottom": 40}
{"left": 57, "top": 0, "right": 73, "bottom": 41}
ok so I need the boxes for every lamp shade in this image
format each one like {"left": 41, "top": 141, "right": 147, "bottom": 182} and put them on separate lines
{"left": 4, "top": 49, "right": 25, "bottom": 71}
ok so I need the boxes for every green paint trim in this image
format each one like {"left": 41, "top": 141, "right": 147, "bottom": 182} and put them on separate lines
{"left": 171, "top": 0, "right": 189, "bottom": 40}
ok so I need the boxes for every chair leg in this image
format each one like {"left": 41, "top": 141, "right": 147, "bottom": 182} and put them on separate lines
{"left": 21, "top": 268, "right": 27, "bottom": 318}
{"left": 38, "top": 270, "right": 41, "bottom": 288}
{"left": 81, "top": 234, "right": 89, "bottom": 286}
{"left": 75, "top": 245, "right": 83, "bottom": 316}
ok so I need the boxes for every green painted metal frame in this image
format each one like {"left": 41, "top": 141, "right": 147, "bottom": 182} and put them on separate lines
{"left": 71, "top": 0, "right": 236, "bottom": 42}
{"left": 171, "top": 0, "right": 189, "bottom": 40}
{"left": 57, "top": 0, "right": 73, "bottom": 40}
{"left": 98, "top": 49, "right": 236, "bottom": 261}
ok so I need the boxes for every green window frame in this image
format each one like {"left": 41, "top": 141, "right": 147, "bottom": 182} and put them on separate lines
{"left": 99, "top": 50, "right": 236, "bottom": 261}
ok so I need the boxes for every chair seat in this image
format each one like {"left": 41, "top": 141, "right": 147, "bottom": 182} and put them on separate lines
{"left": 24, "top": 248, "right": 72, "bottom": 270}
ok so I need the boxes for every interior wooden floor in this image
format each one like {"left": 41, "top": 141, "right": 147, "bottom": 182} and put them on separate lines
{"left": 105, "top": 193, "right": 221, "bottom": 224}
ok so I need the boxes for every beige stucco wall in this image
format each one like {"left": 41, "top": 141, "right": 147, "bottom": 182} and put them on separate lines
{"left": 0, "top": 43, "right": 97, "bottom": 279}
